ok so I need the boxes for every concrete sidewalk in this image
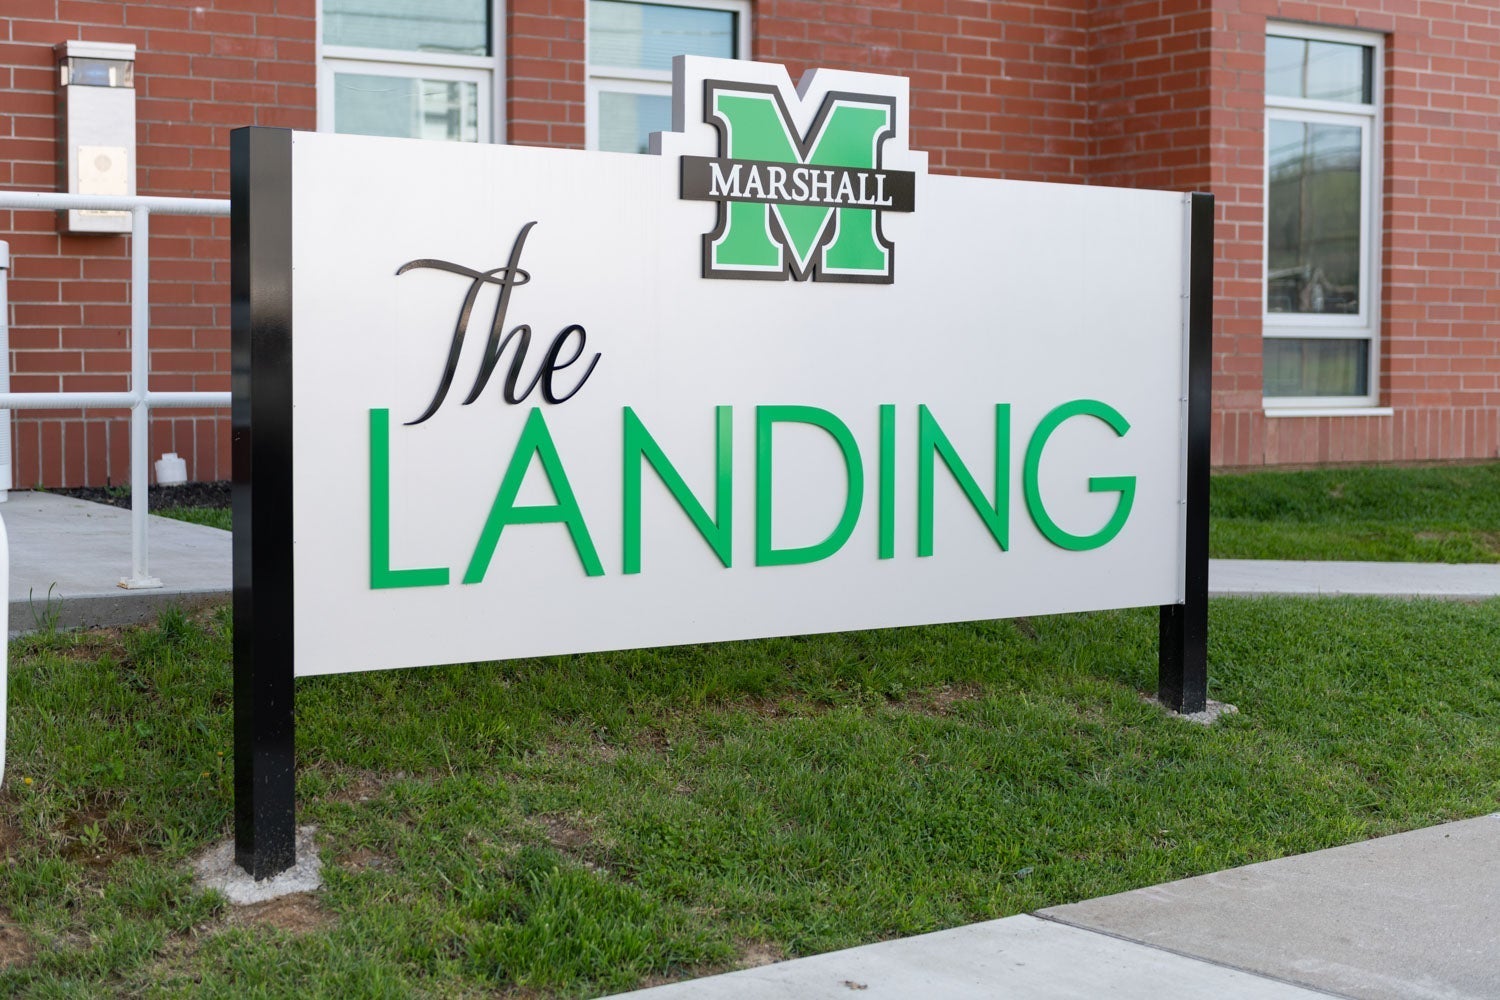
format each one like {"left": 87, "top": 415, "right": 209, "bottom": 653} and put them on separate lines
{"left": 613, "top": 814, "right": 1500, "bottom": 1000}
{"left": 2, "top": 490, "right": 230, "bottom": 633}
{"left": 1211, "top": 558, "right": 1500, "bottom": 601}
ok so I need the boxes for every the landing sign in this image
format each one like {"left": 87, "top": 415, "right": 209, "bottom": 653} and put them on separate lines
{"left": 280, "top": 57, "right": 1192, "bottom": 676}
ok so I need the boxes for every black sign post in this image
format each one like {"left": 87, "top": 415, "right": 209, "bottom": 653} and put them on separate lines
{"left": 1158, "top": 192, "right": 1214, "bottom": 714}
{"left": 231, "top": 126, "right": 297, "bottom": 879}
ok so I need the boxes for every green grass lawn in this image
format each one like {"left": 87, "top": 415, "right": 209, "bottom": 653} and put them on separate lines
{"left": 1211, "top": 462, "right": 1500, "bottom": 562}
{"left": 155, "top": 507, "right": 231, "bottom": 532}
{"left": 3, "top": 600, "right": 1498, "bottom": 997}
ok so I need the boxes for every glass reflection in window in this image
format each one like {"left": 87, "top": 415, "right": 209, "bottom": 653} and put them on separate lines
{"left": 1266, "top": 120, "right": 1362, "bottom": 315}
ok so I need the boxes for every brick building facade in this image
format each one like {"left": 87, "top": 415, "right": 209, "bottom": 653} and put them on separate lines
{"left": 2, "top": 0, "right": 1496, "bottom": 486}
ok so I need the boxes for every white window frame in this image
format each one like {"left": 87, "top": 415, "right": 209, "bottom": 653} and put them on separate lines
{"left": 317, "top": 1, "right": 506, "bottom": 143}
{"left": 585, "top": 0, "right": 751, "bottom": 152}
{"left": 1263, "top": 22, "right": 1384, "bottom": 410}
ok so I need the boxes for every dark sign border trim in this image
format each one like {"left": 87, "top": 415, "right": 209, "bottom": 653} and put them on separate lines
{"left": 231, "top": 126, "right": 297, "bottom": 880}
{"left": 1157, "top": 191, "right": 1214, "bottom": 713}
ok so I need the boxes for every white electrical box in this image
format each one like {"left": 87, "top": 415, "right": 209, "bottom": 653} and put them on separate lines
{"left": 55, "top": 40, "right": 136, "bottom": 234}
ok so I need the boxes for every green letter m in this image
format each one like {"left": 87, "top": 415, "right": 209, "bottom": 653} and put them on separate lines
{"left": 702, "top": 81, "right": 898, "bottom": 283}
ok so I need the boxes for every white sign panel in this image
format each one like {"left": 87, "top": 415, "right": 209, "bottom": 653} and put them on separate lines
{"left": 286, "top": 57, "right": 1190, "bottom": 677}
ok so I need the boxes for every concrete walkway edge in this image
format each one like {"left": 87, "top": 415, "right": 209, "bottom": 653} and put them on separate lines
{"left": 611, "top": 815, "right": 1500, "bottom": 1000}
{"left": 611, "top": 914, "right": 1337, "bottom": 999}
{"left": 1210, "top": 558, "right": 1500, "bottom": 600}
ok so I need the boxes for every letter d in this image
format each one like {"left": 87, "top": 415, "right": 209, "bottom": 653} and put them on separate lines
{"left": 755, "top": 406, "right": 865, "bottom": 566}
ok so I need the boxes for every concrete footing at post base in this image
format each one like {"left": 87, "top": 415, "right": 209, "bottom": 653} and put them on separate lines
{"left": 192, "top": 826, "right": 323, "bottom": 905}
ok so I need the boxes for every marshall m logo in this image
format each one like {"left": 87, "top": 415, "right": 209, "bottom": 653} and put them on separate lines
{"left": 680, "top": 80, "right": 916, "bottom": 283}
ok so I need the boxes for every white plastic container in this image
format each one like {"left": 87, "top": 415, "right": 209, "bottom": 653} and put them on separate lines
{"left": 154, "top": 451, "right": 187, "bottom": 485}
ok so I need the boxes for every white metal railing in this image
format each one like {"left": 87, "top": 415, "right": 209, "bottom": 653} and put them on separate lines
{"left": 1, "top": 509, "right": 9, "bottom": 783}
{"left": 0, "top": 192, "right": 231, "bottom": 588}
{"left": 1, "top": 239, "right": 11, "bottom": 495}
{"left": 1, "top": 510, "right": 8, "bottom": 784}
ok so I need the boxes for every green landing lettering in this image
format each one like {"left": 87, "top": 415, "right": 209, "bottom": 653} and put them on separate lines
{"left": 367, "top": 400, "right": 1138, "bottom": 588}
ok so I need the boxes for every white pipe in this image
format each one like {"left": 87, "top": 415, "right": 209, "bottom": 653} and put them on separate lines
{"left": 0, "top": 391, "right": 230, "bottom": 410}
{"left": 0, "top": 393, "right": 137, "bottom": 409}
{"left": 0, "top": 192, "right": 228, "bottom": 216}
{"left": 124, "top": 206, "right": 161, "bottom": 589}
{"left": 0, "top": 240, "right": 10, "bottom": 500}
{"left": 0, "top": 511, "right": 8, "bottom": 787}
{"left": 140, "top": 392, "right": 232, "bottom": 408}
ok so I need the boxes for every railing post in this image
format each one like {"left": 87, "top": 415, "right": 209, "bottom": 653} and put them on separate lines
{"left": 121, "top": 205, "right": 162, "bottom": 589}
{"left": 0, "top": 239, "right": 10, "bottom": 500}
{"left": 1, "top": 511, "right": 9, "bottom": 786}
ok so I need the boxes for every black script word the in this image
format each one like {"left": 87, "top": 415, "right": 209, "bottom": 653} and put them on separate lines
{"left": 398, "top": 222, "right": 601, "bottom": 425}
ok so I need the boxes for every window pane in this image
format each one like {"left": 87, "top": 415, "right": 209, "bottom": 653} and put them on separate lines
{"left": 1264, "top": 338, "right": 1370, "bottom": 397}
{"left": 325, "top": 0, "right": 489, "bottom": 56}
{"left": 590, "top": 1, "right": 737, "bottom": 71}
{"left": 1266, "top": 36, "right": 1371, "bottom": 103}
{"left": 334, "top": 73, "right": 480, "bottom": 142}
{"left": 1267, "top": 119, "right": 1362, "bottom": 315}
{"left": 598, "top": 91, "right": 672, "bottom": 153}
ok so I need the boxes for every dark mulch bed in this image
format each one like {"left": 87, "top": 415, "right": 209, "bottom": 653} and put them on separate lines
{"left": 53, "top": 481, "right": 231, "bottom": 510}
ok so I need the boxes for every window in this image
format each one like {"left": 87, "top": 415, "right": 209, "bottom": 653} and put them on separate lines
{"left": 1263, "top": 24, "right": 1382, "bottom": 407}
{"left": 319, "top": 0, "right": 498, "bottom": 142}
{"left": 587, "top": 0, "right": 750, "bottom": 154}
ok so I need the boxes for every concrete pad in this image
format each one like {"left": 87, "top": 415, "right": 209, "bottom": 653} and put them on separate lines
{"left": 192, "top": 826, "right": 323, "bottom": 905}
{"left": 1041, "top": 814, "right": 1500, "bottom": 1000}
{"left": 1211, "top": 559, "right": 1500, "bottom": 600}
{"left": 1150, "top": 696, "right": 1239, "bottom": 725}
{"left": 610, "top": 915, "right": 1326, "bottom": 999}
{"left": 1, "top": 491, "right": 229, "bottom": 632}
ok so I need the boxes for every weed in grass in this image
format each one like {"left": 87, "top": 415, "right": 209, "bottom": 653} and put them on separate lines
{"left": 25, "top": 584, "right": 62, "bottom": 635}
{"left": 76, "top": 820, "right": 107, "bottom": 854}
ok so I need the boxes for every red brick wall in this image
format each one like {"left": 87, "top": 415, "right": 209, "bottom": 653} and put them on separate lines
{"left": 755, "top": 1, "right": 1092, "bottom": 181}
{"left": 1204, "top": 0, "right": 1500, "bottom": 466}
{"left": 4, "top": 0, "right": 1497, "bottom": 485}
{"left": 0, "top": 0, "right": 315, "bottom": 487}
{"left": 508, "top": 0, "right": 585, "bottom": 148}
{"left": 1088, "top": 1, "right": 1212, "bottom": 191}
